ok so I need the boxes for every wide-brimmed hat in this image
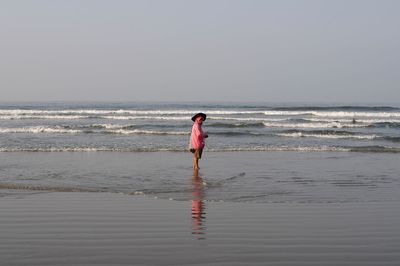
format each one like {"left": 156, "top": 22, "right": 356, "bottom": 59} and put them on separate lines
{"left": 191, "top": 112, "right": 207, "bottom": 122}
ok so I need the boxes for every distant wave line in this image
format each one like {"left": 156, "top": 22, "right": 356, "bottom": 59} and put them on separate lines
{"left": 1, "top": 109, "right": 400, "bottom": 118}
{"left": 0, "top": 109, "right": 265, "bottom": 116}
{"left": 304, "top": 118, "right": 400, "bottom": 124}
{"left": 270, "top": 106, "right": 400, "bottom": 111}
{"left": 2, "top": 113, "right": 400, "bottom": 123}
{"left": 263, "top": 111, "right": 400, "bottom": 117}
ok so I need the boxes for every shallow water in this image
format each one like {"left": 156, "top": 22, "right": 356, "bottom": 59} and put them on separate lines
{"left": 1, "top": 151, "right": 399, "bottom": 203}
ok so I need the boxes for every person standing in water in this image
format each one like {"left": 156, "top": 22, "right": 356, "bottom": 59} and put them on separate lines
{"left": 190, "top": 113, "right": 208, "bottom": 170}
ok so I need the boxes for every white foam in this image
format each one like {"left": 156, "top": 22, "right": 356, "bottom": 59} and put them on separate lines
{"left": 263, "top": 110, "right": 400, "bottom": 118}
{"left": 210, "top": 116, "right": 287, "bottom": 122}
{"left": 207, "top": 146, "right": 351, "bottom": 152}
{"left": 277, "top": 132, "right": 377, "bottom": 140}
{"left": 305, "top": 118, "right": 400, "bottom": 124}
{"left": 0, "top": 146, "right": 350, "bottom": 153}
{"left": 109, "top": 129, "right": 189, "bottom": 135}
{"left": 0, "top": 147, "right": 183, "bottom": 152}
{"left": 0, "top": 147, "right": 109, "bottom": 152}
{"left": 99, "top": 115, "right": 190, "bottom": 121}
{"left": 1, "top": 108, "right": 399, "bottom": 118}
{"left": 0, "top": 109, "right": 264, "bottom": 116}
{"left": 0, "top": 115, "right": 88, "bottom": 120}
{"left": 3, "top": 108, "right": 399, "bottom": 123}
{"left": 311, "top": 111, "right": 400, "bottom": 118}
{"left": 262, "top": 122, "right": 365, "bottom": 128}
{"left": 92, "top": 123, "right": 128, "bottom": 129}
{"left": 0, "top": 126, "right": 82, "bottom": 134}
{"left": 0, "top": 114, "right": 191, "bottom": 121}
{"left": 0, "top": 125, "right": 188, "bottom": 135}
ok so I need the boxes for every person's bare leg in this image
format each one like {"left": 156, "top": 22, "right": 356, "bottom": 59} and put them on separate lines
{"left": 193, "top": 168, "right": 199, "bottom": 178}
{"left": 193, "top": 157, "right": 199, "bottom": 170}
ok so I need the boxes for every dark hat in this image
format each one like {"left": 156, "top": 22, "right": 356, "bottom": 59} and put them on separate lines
{"left": 191, "top": 112, "right": 207, "bottom": 122}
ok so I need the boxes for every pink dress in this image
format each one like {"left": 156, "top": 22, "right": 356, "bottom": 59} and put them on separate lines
{"left": 190, "top": 119, "right": 206, "bottom": 149}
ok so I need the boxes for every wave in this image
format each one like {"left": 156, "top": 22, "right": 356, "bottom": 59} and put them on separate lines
{"left": 99, "top": 115, "right": 191, "bottom": 121}
{"left": 348, "top": 145, "right": 400, "bottom": 153}
{"left": 271, "top": 106, "right": 400, "bottom": 111}
{"left": 368, "top": 122, "right": 400, "bottom": 128}
{"left": 0, "top": 125, "right": 189, "bottom": 136}
{"left": 106, "top": 129, "right": 189, "bottom": 135}
{"left": 0, "top": 109, "right": 265, "bottom": 116}
{"left": 304, "top": 117, "right": 400, "bottom": 124}
{"left": 210, "top": 145, "right": 400, "bottom": 153}
{"left": 311, "top": 111, "right": 400, "bottom": 118}
{"left": 209, "top": 117, "right": 288, "bottom": 122}
{"left": 90, "top": 123, "right": 130, "bottom": 129}
{"left": 207, "top": 122, "right": 265, "bottom": 128}
{"left": 0, "top": 183, "right": 181, "bottom": 196}
{"left": 208, "top": 117, "right": 367, "bottom": 128}
{"left": 0, "top": 114, "right": 191, "bottom": 120}
{"left": 3, "top": 113, "right": 398, "bottom": 127}
{"left": 2, "top": 109, "right": 400, "bottom": 123}
{"left": 211, "top": 129, "right": 383, "bottom": 140}
{"left": 383, "top": 136, "right": 400, "bottom": 143}
{"left": 1, "top": 145, "right": 399, "bottom": 153}
{"left": 80, "top": 123, "right": 184, "bottom": 131}
{"left": 0, "top": 183, "right": 102, "bottom": 193}
{"left": 0, "top": 147, "right": 184, "bottom": 152}
{"left": 276, "top": 130, "right": 400, "bottom": 142}
{"left": 262, "top": 122, "right": 365, "bottom": 128}
{"left": 0, "top": 126, "right": 82, "bottom": 134}
{"left": 1, "top": 106, "right": 398, "bottom": 115}
{"left": 0, "top": 115, "right": 90, "bottom": 120}
{"left": 263, "top": 110, "right": 400, "bottom": 118}
{"left": 277, "top": 130, "right": 377, "bottom": 140}
{"left": 207, "top": 117, "right": 400, "bottom": 129}
{"left": 210, "top": 131, "right": 265, "bottom": 137}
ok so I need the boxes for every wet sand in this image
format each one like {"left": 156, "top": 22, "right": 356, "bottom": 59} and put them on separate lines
{"left": 1, "top": 191, "right": 399, "bottom": 266}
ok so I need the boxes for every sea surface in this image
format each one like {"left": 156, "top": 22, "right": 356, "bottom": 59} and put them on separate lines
{"left": 1, "top": 102, "right": 399, "bottom": 203}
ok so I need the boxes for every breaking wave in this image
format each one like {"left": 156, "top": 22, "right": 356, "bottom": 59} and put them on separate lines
{"left": 0, "top": 126, "right": 188, "bottom": 135}
{"left": 277, "top": 130, "right": 378, "bottom": 140}
{"left": 0, "top": 145, "right": 399, "bottom": 153}
{"left": 270, "top": 106, "right": 400, "bottom": 111}
{"left": 262, "top": 122, "right": 365, "bottom": 128}
{"left": 263, "top": 110, "right": 400, "bottom": 118}
{"left": 0, "top": 126, "right": 82, "bottom": 134}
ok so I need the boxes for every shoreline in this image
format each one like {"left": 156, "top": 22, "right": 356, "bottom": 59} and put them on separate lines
{"left": 1, "top": 151, "right": 400, "bottom": 204}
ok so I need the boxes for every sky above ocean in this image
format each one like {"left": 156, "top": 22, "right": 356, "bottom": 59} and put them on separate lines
{"left": 1, "top": 0, "right": 399, "bottom": 103}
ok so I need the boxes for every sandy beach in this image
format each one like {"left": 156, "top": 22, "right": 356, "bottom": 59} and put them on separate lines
{"left": 1, "top": 191, "right": 399, "bottom": 266}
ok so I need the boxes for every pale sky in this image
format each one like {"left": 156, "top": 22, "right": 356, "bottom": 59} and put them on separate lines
{"left": 1, "top": 0, "right": 399, "bottom": 103}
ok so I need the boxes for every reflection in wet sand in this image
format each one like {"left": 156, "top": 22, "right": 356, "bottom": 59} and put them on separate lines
{"left": 191, "top": 169, "right": 206, "bottom": 240}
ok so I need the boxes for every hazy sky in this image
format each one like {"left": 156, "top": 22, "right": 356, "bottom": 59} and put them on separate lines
{"left": 1, "top": 0, "right": 399, "bottom": 103}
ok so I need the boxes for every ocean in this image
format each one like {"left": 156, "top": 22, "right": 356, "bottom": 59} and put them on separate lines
{"left": 1, "top": 102, "right": 399, "bottom": 203}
